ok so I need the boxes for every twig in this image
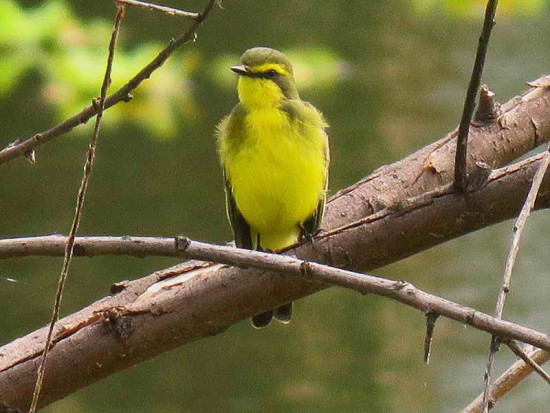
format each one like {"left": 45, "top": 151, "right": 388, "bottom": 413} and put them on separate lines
{"left": 115, "top": 0, "right": 200, "bottom": 19}
{"left": 480, "top": 144, "right": 550, "bottom": 412}
{"left": 0, "top": 0, "right": 218, "bottom": 165}
{"left": 464, "top": 349, "right": 550, "bottom": 412}
{"left": 28, "top": 6, "right": 126, "bottom": 413}
{"left": 454, "top": 0, "right": 499, "bottom": 191}
{"left": 506, "top": 340, "right": 550, "bottom": 385}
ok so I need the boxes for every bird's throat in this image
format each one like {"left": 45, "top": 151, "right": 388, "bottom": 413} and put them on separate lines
{"left": 237, "top": 77, "right": 284, "bottom": 109}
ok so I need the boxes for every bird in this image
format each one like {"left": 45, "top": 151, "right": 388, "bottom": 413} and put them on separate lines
{"left": 216, "top": 47, "right": 329, "bottom": 328}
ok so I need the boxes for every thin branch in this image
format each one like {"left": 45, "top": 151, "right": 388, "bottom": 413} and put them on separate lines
{"left": 480, "top": 145, "right": 550, "bottom": 412}
{"left": 464, "top": 349, "right": 550, "bottom": 412}
{"left": 506, "top": 340, "right": 550, "bottom": 386}
{"left": 116, "top": 0, "right": 200, "bottom": 19}
{"left": 2, "top": 233, "right": 550, "bottom": 354}
{"left": 454, "top": 0, "right": 499, "bottom": 191}
{"left": 0, "top": 0, "right": 218, "bottom": 165}
{"left": 29, "top": 6, "right": 126, "bottom": 413}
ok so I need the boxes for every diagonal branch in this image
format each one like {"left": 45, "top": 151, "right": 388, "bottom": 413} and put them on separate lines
{"left": 480, "top": 145, "right": 550, "bottom": 411}
{"left": 506, "top": 340, "right": 550, "bottom": 386}
{"left": 1, "top": 148, "right": 550, "bottom": 410}
{"left": 0, "top": 0, "right": 219, "bottom": 165}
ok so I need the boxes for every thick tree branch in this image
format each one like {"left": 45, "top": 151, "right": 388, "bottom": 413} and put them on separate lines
{"left": 0, "top": 0, "right": 218, "bottom": 165}
{"left": 0, "top": 76, "right": 549, "bottom": 410}
{"left": 325, "top": 75, "right": 550, "bottom": 231}
{"left": 1, "top": 152, "right": 550, "bottom": 410}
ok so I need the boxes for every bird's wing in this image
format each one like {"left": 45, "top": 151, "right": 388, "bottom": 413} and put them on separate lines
{"left": 301, "top": 135, "right": 328, "bottom": 238}
{"left": 282, "top": 100, "right": 330, "bottom": 239}
{"left": 223, "top": 171, "right": 253, "bottom": 249}
{"left": 217, "top": 104, "right": 254, "bottom": 249}
{"left": 301, "top": 186, "right": 326, "bottom": 237}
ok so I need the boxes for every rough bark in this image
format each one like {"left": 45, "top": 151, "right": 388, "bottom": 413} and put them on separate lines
{"left": 0, "top": 76, "right": 549, "bottom": 411}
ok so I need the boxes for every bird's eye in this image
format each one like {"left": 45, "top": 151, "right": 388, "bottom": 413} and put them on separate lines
{"left": 266, "top": 69, "right": 278, "bottom": 78}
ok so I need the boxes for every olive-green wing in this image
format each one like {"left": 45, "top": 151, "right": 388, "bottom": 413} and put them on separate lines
{"left": 281, "top": 100, "right": 329, "bottom": 240}
{"left": 223, "top": 171, "right": 253, "bottom": 250}
{"left": 300, "top": 143, "right": 329, "bottom": 239}
{"left": 301, "top": 190, "right": 326, "bottom": 239}
{"left": 217, "top": 104, "right": 253, "bottom": 249}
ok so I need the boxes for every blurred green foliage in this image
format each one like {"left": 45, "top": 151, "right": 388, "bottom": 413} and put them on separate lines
{"left": 0, "top": 0, "right": 203, "bottom": 138}
{"left": 413, "top": 0, "right": 546, "bottom": 16}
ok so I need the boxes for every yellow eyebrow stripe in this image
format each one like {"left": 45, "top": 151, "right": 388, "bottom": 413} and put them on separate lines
{"left": 248, "top": 63, "right": 290, "bottom": 76}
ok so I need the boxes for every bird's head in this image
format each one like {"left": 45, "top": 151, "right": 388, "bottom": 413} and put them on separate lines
{"left": 232, "top": 47, "right": 299, "bottom": 108}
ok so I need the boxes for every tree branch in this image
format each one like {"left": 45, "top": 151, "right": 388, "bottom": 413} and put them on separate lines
{"left": 2, "top": 233, "right": 550, "bottom": 347}
{"left": 0, "top": 0, "right": 218, "bottom": 165}
{"left": 0, "top": 75, "right": 549, "bottom": 410}
{"left": 1, "top": 147, "right": 550, "bottom": 410}
{"left": 325, "top": 75, "right": 550, "bottom": 232}
{"left": 506, "top": 341, "right": 550, "bottom": 386}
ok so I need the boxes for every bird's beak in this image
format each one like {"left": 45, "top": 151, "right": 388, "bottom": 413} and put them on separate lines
{"left": 231, "top": 65, "right": 253, "bottom": 77}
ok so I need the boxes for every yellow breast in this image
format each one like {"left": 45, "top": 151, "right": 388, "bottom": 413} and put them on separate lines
{"left": 225, "top": 106, "right": 326, "bottom": 250}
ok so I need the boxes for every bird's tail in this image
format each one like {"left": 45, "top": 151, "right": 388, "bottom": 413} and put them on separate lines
{"left": 251, "top": 302, "right": 293, "bottom": 328}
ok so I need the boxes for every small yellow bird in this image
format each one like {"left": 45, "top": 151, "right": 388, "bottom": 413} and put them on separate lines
{"left": 217, "top": 47, "right": 329, "bottom": 328}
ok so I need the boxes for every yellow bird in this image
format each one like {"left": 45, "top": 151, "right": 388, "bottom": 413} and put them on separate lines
{"left": 216, "top": 47, "right": 329, "bottom": 328}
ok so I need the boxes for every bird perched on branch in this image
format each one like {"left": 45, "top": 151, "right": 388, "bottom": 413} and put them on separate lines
{"left": 217, "top": 47, "right": 329, "bottom": 328}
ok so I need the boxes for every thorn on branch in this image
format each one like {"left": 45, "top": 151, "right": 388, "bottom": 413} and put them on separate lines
{"left": 474, "top": 84, "right": 501, "bottom": 125}
{"left": 424, "top": 311, "right": 439, "bottom": 364}
{"left": 6, "top": 139, "right": 36, "bottom": 164}
{"left": 490, "top": 336, "right": 501, "bottom": 353}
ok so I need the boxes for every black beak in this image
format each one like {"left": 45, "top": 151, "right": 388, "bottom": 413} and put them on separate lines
{"left": 231, "top": 65, "right": 254, "bottom": 77}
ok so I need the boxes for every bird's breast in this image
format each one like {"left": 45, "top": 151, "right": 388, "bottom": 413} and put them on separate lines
{"left": 226, "top": 107, "right": 326, "bottom": 234}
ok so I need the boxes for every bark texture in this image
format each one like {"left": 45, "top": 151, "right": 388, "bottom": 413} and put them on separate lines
{"left": 1, "top": 76, "right": 549, "bottom": 411}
